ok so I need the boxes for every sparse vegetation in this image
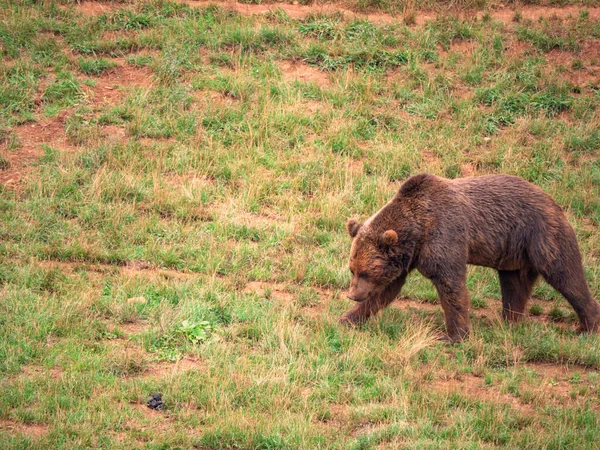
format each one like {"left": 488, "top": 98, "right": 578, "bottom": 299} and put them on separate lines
{"left": 1, "top": 0, "right": 600, "bottom": 448}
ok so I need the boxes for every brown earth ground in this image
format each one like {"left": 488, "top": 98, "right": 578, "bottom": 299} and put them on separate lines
{"left": 74, "top": 0, "right": 600, "bottom": 24}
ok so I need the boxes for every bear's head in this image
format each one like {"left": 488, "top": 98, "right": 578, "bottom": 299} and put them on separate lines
{"left": 346, "top": 218, "right": 405, "bottom": 302}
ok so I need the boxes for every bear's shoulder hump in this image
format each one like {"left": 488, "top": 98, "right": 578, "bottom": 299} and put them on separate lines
{"left": 398, "top": 174, "right": 437, "bottom": 198}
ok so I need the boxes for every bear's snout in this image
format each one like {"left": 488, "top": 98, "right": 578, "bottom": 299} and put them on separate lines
{"left": 347, "top": 284, "right": 369, "bottom": 302}
{"left": 347, "top": 292, "right": 364, "bottom": 302}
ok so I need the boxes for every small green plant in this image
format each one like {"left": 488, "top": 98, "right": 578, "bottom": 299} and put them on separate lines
{"left": 471, "top": 297, "right": 488, "bottom": 309}
{"left": 0, "top": 154, "right": 10, "bottom": 170}
{"left": 127, "top": 54, "right": 153, "bottom": 66}
{"left": 105, "top": 348, "right": 148, "bottom": 377}
{"left": 548, "top": 307, "right": 566, "bottom": 322}
{"left": 444, "top": 164, "right": 462, "bottom": 179}
{"left": 179, "top": 320, "right": 213, "bottom": 344}
{"left": 42, "top": 71, "right": 84, "bottom": 107}
{"left": 78, "top": 58, "right": 115, "bottom": 75}
{"left": 571, "top": 60, "right": 584, "bottom": 70}
{"left": 529, "top": 304, "right": 543, "bottom": 316}
{"left": 149, "top": 335, "right": 183, "bottom": 362}
{"left": 404, "top": 11, "right": 416, "bottom": 26}
{"left": 513, "top": 11, "right": 523, "bottom": 23}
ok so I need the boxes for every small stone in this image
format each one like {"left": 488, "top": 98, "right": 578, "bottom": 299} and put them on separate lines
{"left": 127, "top": 296, "right": 147, "bottom": 305}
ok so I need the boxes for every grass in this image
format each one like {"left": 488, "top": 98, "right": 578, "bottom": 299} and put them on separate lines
{"left": 1, "top": 0, "right": 600, "bottom": 448}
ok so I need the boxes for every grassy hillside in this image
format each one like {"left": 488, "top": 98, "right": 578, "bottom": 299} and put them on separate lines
{"left": 1, "top": 1, "right": 600, "bottom": 448}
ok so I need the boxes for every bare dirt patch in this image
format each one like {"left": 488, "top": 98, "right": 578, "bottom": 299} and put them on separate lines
{"left": 174, "top": 2, "right": 600, "bottom": 26}
{"left": 1, "top": 110, "right": 75, "bottom": 186}
{"left": 392, "top": 296, "right": 581, "bottom": 332}
{"left": 528, "top": 362, "right": 596, "bottom": 382}
{"left": 580, "top": 39, "right": 600, "bottom": 64}
{"left": 447, "top": 40, "right": 477, "bottom": 56}
{"left": 84, "top": 62, "right": 154, "bottom": 106}
{"left": 5, "top": 364, "right": 64, "bottom": 382}
{"left": 143, "top": 356, "right": 206, "bottom": 378}
{"left": 243, "top": 280, "right": 333, "bottom": 318}
{"left": 488, "top": 5, "right": 600, "bottom": 23}
{"left": 504, "top": 38, "right": 533, "bottom": 58}
{"left": 72, "top": 1, "right": 125, "bottom": 16}
{"left": 0, "top": 419, "right": 49, "bottom": 438}
{"left": 544, "top": 41, "right": 600, "bottom": 86}
{"left": 431, "top": 372, "right": 535, "bottom": 414}
{"left": 1, "top": 60, "right": 153, "bottom": 188}
{"left": 181, "top": 0, "right": 403, "bottom": 23}
{"left": 192, "top": 90, "right": 237, "bottom": 108}
{"left": 34, "top": 258, "right": 196, "bottom": 281}
{"left": 244, "top": 280, "right": 295, "bottom": 303}
{"left": 119, "top": 321, "right": 151, "bottom": 336}
{"left": 214, "top": 203, "right": 288, "bottom": 229}
{"left": 460, "top": 162, "right": 476, "bottom": 177}
{"left": 21, "top": 364, "right": 64, "bottom": 380}
{"left": 392, "top": 297, "right": 442, "bottom": 314}
{"left": 279, "top": 60, "right": 331, "bottom": 86}
{"left": 102, "top": 124, "right": 128, "bottom": 143}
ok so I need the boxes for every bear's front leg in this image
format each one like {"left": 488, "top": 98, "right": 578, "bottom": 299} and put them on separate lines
{"left": 340, "top": 274, "right": 407, "bottom": 326}
{"left": 339, "top": 299, "right": 377, "bottom": 325}
{"left": 431, "top": 277, "right": 471, "bottom": 342}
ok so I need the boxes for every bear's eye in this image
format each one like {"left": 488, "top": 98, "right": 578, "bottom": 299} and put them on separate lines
{"left": 357, "top": 272, "right": 368, "bottom": 279}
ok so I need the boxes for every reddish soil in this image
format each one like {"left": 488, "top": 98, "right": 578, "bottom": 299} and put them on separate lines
{"left": 70, "top": 1, "right": 124, "bottom": 16}
{"left": 429, "top": 360, "right": 598, "bottom": 413}
{"left": 460, "top": 162, "right": 476, "bottom": 177}
{"left": 536, "top": 39, "right": 600, "bottom": 86}
{"left": 0, "top": 419, "right": 49, "bottom": 438}
{"left": 430, "top": 372, "right": 535, "bottom": 413}
{"left": 391, "top": 296, "right": 581, "bottom": 332}
{"left": 84, "top": 62, "right": 155, "bottom": 106}
{"left": 143, "top": 356, "right": 206, "bottom": 378}
{"left": 244, "top": 280, "right": 295, "bottom": 302}
{"left": 279, "top": 60, "right": 332, "bottom": 86}
{"left": 1, "top": 110, "right": 74, "bottom": 186}
{"left": 1, "top": 61, "right": 153, "bottom": 188}
{"left": 447, "top": 40, "right": 477, "bottom": 56}
{"left": 193, "top": 90, "right": 237, "bottom": 108}
{"left": 35, "top": 258, "right": 197, "bottom": 281}
{"left": 489, "top": 5, "right": 600, "bottom": 22}
{"left": 119, "top": 321, "right": 151, "bottom": 336}
{"left": 243, "top": 280, "right": 332, "bottom": 317}
{"left": 101, "top": 124, "right": 128, "bottom": 143}
{"left": 70, "top": 1, "right": 600, "bottom": 26}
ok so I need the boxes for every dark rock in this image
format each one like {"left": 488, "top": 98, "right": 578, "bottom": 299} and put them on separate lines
{"left": 147, "top": 393, "right": 165, "bottom": 410}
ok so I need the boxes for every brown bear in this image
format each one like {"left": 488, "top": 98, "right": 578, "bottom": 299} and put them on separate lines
{"left": 342, "top": 174, "right": 600, "bottom": 342}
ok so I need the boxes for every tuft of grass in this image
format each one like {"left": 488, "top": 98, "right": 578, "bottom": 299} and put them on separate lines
{"left": 78, "top": 58, "right": 116, "bottom": 75}
{"left": 42, "top": 71, "right": 85, "bottom": 109}
{"left": 529, "top": 304, "right": 544, "bottom": 316}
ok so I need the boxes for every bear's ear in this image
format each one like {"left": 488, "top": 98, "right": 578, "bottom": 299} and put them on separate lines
{"left": 347, "top": 219, "right": 362, "bottom": 238}
{"left": 379, "top": 230, "right": 398, "bottom": 247}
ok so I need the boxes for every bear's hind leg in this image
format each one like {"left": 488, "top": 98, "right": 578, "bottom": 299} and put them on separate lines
{"left": 530, "top": 227, "right": 600, "bottom": 332}
{"left": 539, "top": 265, "right": 600, "bottom": 332}
{"left": 498, "top": 269, "right": 538, "bottom": 323}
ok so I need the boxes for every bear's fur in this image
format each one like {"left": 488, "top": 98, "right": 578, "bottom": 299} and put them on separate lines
{"left": 343, "top": 174, "right": 600, "bottom": 342}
